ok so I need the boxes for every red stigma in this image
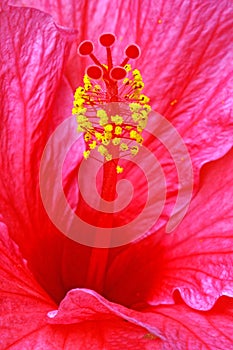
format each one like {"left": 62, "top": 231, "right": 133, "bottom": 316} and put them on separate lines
{"left": 110, "top": 66, "right": 127, "bottom": 81}
{"left": 99, "top": 33, "right": 116, "bottom": 47}
{"left": 86, "top": 66, "right": 103, "bottom": 80}
{"left": 125, "top": 44, "right": 141, "bottom": 59}
{"left": 77, "top": 33, "right": 142, "bottom": 102}
{"left": 78, "top": 40, "right": 94, "bottom": 56}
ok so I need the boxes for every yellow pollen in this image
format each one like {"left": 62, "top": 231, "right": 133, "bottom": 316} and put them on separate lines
{"left": 143, "top": 333, "right": 157, "bottom": 340}
{"left": 130, "top": 130, "right": 137, "bottom": 139}
{"left": 89, "top": 141, "right": 97, "bottom": 149}
{"left": 84, "top": 133, "right": 92, "bottom": 142}
{"left": 124, "top": 64, "right": 132, "bottom": 72}
{"left": 74, "top": 97, "right": 85, "bottom": 107}
{"left": 97, "top": 109, "right": 108, "bottom": 118}
{"left": 129, "top": 103, "right": 141, "bottom": 112}
{"left": 170, "top": 99, "right": 178, "bottom": 106}
{"left": 131, "top": 146, "right": 139, "bottom": 156}
{"left": 132, "top": 112, "right": 141, "bottom": 122}
{"left": 105, "top": 154, "right": 112, "bottom": 161}
{"left": 104, "top": 124, "right": 113, "bottom": 132}
{"left": 120, "top": 143, "right": 128, "bottom": 151}
{"left": 101, "top": 137, "right": 110, "bottom": 146}
{"left": 83, "top": 150, "right": 90, "bottom": 159}
{"left": 112, "top": 138, "right": 121, "bottom": 145}
{"left": 116, "top": 165, "right": 124, "bottom": 174}
{"left": 111, "top": 115, "right": 123, "bottom": 125}
{"left": 139, "top": 95, "right": 150, "bottom": 104}
{"left": 115, "top": 126, "right": 122, "bottom": 135}
{"left": 73, "top": 49, "right": 152, "bottom": 172}
{"left": 94, "top": 85, "right": 101, "bottom": 92}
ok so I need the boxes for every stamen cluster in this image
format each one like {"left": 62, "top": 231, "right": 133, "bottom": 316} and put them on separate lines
{"left": 72, "top": 33, "right": 151, "bottom": 172}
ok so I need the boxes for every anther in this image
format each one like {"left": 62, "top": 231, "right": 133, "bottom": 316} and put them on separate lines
{"left": 73, "top": 33, "right": 151, "bottom": 172}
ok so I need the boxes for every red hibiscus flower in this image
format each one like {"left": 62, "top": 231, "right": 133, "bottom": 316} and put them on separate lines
{"left": 1, "top": 0, "right": 233, "bottom": 349}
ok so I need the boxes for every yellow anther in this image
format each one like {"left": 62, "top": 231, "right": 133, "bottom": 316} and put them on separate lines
{"left": 139, "top": 95, "right": 150, "bottom": 104}
{"left": 120, "top": 143, "right": 128, "bottom": 151}
{"left": 102, "top": 137, "right": 110, "bottom": 146}
{"left": 131, "top": 146, "right": 139, "bottom": 156}
{"left": 133, "top": 81, "right": 144, "bottom": 90}
{"left": 83, "top": 121, "right": 93, "bottom": 129}
{"left": 83, "top": 74, "right": 91, "bottom": 84}
{"left": 132, "top": 112, "right": 141, "bottom": 122}
{"left": 144, "top": 104, "right": 151, "bottom": 112}
{"left": 115, "top": 126, "right": 122, "bottom": 135}
{"left": 111, "top": 115, "right": 123, "bottom": 125}
{"left": 124, "top": 64, "right": 132, "bottom": 72}
{"left": 76, "top": 114, "right": 88, "bottom": 125}
{"left": 112, "top": 138, "right": 121, "bottom": 145}
{"left": 74, "top": 86, "right": 85, "bottom": 98}
{"left": 83, "top": 150, "right": 90, "bottom": 159}
{"left": 89, "top": 141, "right": 97, "bottom": 149}
{"left": 138, "top": 119, "right": 147, "bottom": 129}
{"left": 97, "top": 109, "right": 108, "bottom": 126}
{"left": 105, "top": 154, "right": 113, "bottom": 161}
{"left": 135, "top": 134, "right": 143, "bottom": 143}
{"left": 95, "top": 132, "right": 102, "bottom": 141}
{"left": 116, "top": 165, "right": 124, "bottom": 174}
{"left": 170, "top": 99, "right": 178, "bottom": 106}
{"left": 123, "top": 78, "right": 130, "bottom": 85}
{"left": 129, "top": 103, "right": 141, "bottom": 112}
{"left": 99, "top": 118, "right": 108, "bottom": 126}
{"left": 104, "top": 131, "right": 112, "bottom": 140}
{"left": 72, "top": 107, "right": 78, "bottom": 115}
{"left": 84, "top": 83, "right": 92, "bottom": 91}
{"left": 137, "top": 126, "right": 143, "bottom": 132}
{"left": 133, "top": 69, "right": 142, "bottom": 81}
{"left": 74, "top": 97, "right": 85, "bottom": 107}
{"left": 125, "top": 125, "right": 133, "bottom": 130}
{"left": 140, "top": 109, "right": 149, "bottom": 118}
{"left": 84, "top": 133, "right": 92, "bottom": 141}
{"left": 77, "top": 125, "right": 85, "bottom": 132}
{"left": 130, "top": 130, "right": 137, "bottom": 139}
{"left": 94, "top": 85, "right": 101, "bottom": 92}
{"left": 104, "top": 124, "right": 113, "bottom": 132}
{"left": 73, "top": 106, "right": 87, "bottom": 115}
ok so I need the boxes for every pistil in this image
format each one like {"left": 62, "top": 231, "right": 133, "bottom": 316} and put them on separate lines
{"left": 73, "top": 33, "right": 151, "bottom": 294}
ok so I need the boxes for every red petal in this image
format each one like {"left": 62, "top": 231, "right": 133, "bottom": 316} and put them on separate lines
{"left": 2, "top": 220, "right": 233, "bottom": 349}
{"left": 3, "top": 1, "right": 233, "bottom": 307}
{"left": 107, "top": 149, "right": 233, "bottom": 309}
{"left": 0, "top": 222, "right": 164, "bottom": 348}
{"left": 0, "top": 221, "right": 55, "bottom": 348}
{"left": 0, "top": 3, "right": 83, "bottom": 302}
{"left": 47, "top": 289, "right": 164, "bottom": 338}
{"left": 143, "top": 296, "right": 233, "bottom": 349}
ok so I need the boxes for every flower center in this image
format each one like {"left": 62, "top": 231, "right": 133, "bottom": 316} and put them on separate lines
{"left": 72, "top": 33, "right": 151, "bottom": 173}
